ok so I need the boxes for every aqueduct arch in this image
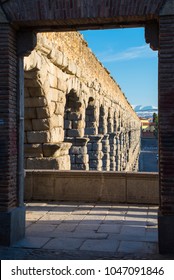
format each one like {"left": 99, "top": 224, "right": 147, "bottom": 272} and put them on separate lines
{"left": 23, "top": 32, "right": 141, "bottom": 172}
{"left": 0, "top": 0, "right": 174, "bottom": 253}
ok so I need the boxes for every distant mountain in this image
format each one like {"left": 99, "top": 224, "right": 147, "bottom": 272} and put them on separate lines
{"left": 132, "top": 105, "right": 158, "bottom": 119}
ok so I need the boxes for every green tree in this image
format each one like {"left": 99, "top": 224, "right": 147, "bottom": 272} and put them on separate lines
{"left": 153, "top": 112, "right": 158, "bottom": 123}
{"left": 153, "top": 113, "right": 158, "bottom": 138}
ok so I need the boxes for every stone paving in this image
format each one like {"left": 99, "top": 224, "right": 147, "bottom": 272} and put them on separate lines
{"left": 0, "top": 202, "right": 174, "bottom": 260}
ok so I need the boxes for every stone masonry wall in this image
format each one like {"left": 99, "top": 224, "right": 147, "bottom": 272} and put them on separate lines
{"left": 24, "top": 31, "right": 141, "bottom": 171}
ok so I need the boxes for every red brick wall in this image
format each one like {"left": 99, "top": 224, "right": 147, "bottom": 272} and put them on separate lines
{"left": 159, "top": 15, "right": 174, "bottom": 215}
{"left": 0, "top": 24, "right": 18, "bottom": 211}
{"left": 2, "top": 0, "right": 165, "bottom": 28}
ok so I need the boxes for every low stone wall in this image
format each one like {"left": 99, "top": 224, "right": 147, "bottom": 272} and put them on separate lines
{"left": 25, "top": 171, "right": 159, "bottom": 204}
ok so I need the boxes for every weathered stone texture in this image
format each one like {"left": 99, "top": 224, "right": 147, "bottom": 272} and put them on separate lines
{"left": 24, "top": 31, "right": 141, "bottom": 171}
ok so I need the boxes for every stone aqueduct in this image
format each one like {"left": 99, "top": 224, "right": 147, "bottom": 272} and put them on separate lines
{"left": 0, "top": 0, "right": 174, "bottom": 253}
{"left": 24, "top": 32, "right": 140, "bottom": 172}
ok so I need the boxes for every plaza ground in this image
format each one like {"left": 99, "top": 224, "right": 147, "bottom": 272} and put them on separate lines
{"left": 1, "top": 201, "right": 174, "bottom": 260}
{"left": 139, "top": 138, "right": 158, "bottom": 172}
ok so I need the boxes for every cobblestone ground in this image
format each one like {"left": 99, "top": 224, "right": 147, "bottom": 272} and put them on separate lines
{"left": 0, "top": 202, "right": 174, "bottom": 260}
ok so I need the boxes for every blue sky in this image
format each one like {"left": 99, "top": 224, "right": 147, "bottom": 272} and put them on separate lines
{"left": 81, "top": 28, "right": 158, "bottom": 107}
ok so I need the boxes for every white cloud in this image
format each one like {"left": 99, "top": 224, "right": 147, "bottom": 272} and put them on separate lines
{"left": 97, "top": 45, "right": 157, "bottom": 63}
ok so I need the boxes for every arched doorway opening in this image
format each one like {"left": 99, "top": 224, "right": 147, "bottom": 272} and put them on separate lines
{"left": 0, "top": 0, "right": 173, "bottom": 254}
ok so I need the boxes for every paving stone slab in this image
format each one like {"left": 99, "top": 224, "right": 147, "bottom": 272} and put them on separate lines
{"left": 89, "top": 210, "right": 109, "bottom": 215}
{"left": 27, "top": 223, "right": 57, "bottom": 230}
{"left": 75, "top": 223, "right": 100, "bottom": 231}
{"left": 34, "top": 220, "right": 62, "bottom": 226}
{"left": 13, "top": 237, "right": 50, "bottom": 249}
{"left": 50, "top": 230, "right": 108, "bottom": 239}
{"left": 119, "top": 225, "right": 146, "bottom": 241}
{"left": 71, "top": 209, "right": 91, "bottom": 215}
{"left": 26, "top": 206, "right": 49, "bottom": 211}
{"left": 52, "top": 222, "right": 78, "bottom": 232}
{"left": 144, "top": 242, "right": 158, "bottom": 254}
{"left": 80, "top": 239, "right": 120, "bottom": 252}
{"left": 83, "top": 214, "right": 106, "bottom": 221}
{"left": 50, "top": 206, "right": 79, "bottom": 213}
{"left": 124, "top": 216, "right": 148, "bottom": 222}
{"left": 97, "top": 224, "right": 122, "bottom": 233}
{"left": 103, "top": 213, "right": 125, "bottom": 223}
{"left": 43, "top": 237, "right": 84, "bottom": 250}
{"left": 145, "top": 229, "right": 158, "bottom": 242}
{"left": 64, "top": 214, "right": 86, "bottom": 223}
{"left": 79, "top": 220, "right": 103, "bottom": 226}
{"left": 118, "top": 241, "right": 146, "bottom": 253}
{"left": 123, "top": 220, "right": 147, "bottom": 227}
{"left": 39, "top": 214, "right": 69, "bottom": 223}
{"left": 26, "top": 224, "right": 58, "bottom": 237}
{"left": 26, "top": 212, "right": 47, "bottom": 221}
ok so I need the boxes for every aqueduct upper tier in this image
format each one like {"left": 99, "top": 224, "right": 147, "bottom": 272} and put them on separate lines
{"left": 24, "top": 32, "right": 141, "bottom": 172}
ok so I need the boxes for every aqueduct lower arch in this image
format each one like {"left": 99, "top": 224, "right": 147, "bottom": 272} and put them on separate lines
{"left": 0, "top": 0, "right": 174, "bottom": 253}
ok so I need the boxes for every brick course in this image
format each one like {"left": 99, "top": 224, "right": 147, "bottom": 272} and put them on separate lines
{"left": 159, "top": 15, "right": 174, "bottom": 215}
{"left": 1, "top": 0, "right": 165, "bottom": 28}
{"left": 0, "top": 24, "right": 18, "bottom": 212}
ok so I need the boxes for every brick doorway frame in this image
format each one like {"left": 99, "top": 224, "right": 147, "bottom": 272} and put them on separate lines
{"left": 0, "top": 0, "right": 174, "bottom": 253}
